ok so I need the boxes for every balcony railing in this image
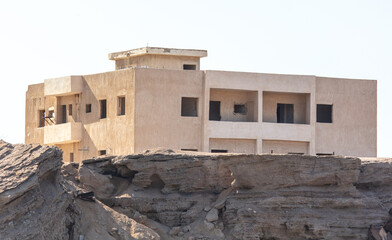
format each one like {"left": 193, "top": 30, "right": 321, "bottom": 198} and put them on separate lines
{"left": 44, "top": 122, "right": 82, "bottom": 144}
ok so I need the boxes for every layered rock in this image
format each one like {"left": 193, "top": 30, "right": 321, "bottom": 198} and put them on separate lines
{"left": 2, "top": 141, "right": 392, "bottom": 240}
{"left": 76, "top": 150, "right": 392, "bottom": 240}
{"left": 0, "top": 140, "right": 159, "bottom": 240}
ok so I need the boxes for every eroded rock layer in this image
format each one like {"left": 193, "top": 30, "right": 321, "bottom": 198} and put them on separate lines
{"left": 1, "top": 142, "right": 392, "bottom": 240}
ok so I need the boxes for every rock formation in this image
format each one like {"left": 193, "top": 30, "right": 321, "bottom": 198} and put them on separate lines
{"left": 1, "top": 141, "right": 392, "bottom": 240}
{"left": 0, "top": 140, "right": 159, "bottom": 240}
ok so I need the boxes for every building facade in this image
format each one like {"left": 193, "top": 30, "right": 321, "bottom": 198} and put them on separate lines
{"left": 25, "top": 47, "right": 377, "bottom": 162}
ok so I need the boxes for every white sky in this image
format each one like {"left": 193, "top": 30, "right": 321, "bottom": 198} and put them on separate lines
{"left": 0, "top": 0, "right": 391, "bottom": 156}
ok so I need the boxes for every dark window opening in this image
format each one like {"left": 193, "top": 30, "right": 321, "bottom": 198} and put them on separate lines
{"left": 86, "top": 104, "right": 92, "bottom": 113}
{"left": 48, "top": 110, "right": 54, "bottom": 118}
{"left": 181, "top": 149, "right": 198, "bottom": 152}
{"left": 209, "top": 101, "right": 221, "bottom": 121}
{"left": 181, "top": 97, "right": 198, "bottom": 117}
{"left": 317, "top": 104, "right": 332, "bottom": 123}
{"left": 183, "top": 64, "right": 196, "bottom": 70}
{"left": 68, "top": 104, "right": 72, "bottom": 116}
{"left": 211, "top": 149, "right": 228, "bottom": 153}
{"left": 118, "top": 96, "right": 125, "bottom": 116}
{"left": 99, "top": 150, "right": 106, "bottom": 156}
{"left": 61, "top": 105, "right": 67, "bottom": 123}
{"left": 288, "top": 152, "right": 304, "bottom": 155}
{"left": 277, "top": 103, "right": 294, "bottom": 123}
{"left": 234, "top": 104, "right": 247, "bottom": 115}
{"left": 38, "top": 110, "right": 45, "bottom": 127}
{"left": 100, "top": 100, "right": 107, "bottom": 119}
{"left": 316, "top": 152, "right": 335, "bottom": 156}
{"left": 70, "top": 153, "right": 74, "bottom": 162}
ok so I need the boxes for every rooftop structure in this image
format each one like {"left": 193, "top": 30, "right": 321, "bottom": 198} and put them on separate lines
{"left": 25, "top": 47, "right": 377, "bottom": 162}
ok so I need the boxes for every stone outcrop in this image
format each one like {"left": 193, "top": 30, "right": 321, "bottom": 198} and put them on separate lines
{"left": 0, "top": 140, "right": 159, "bottom": 240}
{"left": 1, "top": 141, "right": 392, "bottom": 240}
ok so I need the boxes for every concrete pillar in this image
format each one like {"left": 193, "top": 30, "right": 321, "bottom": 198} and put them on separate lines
{"left": 256, "top": 139, "right": 263, "bottom": 154}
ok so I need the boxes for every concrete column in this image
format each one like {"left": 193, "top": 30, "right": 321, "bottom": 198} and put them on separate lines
{"left": 201, "top": 71, "right": 210, "bottom": 152}
{"left": 256, "top": 139, "right": 263, "bottom": 154}
{"left": 258, "top": 90, "right": 263, "bottom": 123}
{"left": 309, "top": 78, "right": 317, "bottom": 155}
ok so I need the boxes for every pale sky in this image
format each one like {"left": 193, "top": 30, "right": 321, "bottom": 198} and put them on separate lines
{"left": 0, "top": 0, "right": 391, "bottom": 156}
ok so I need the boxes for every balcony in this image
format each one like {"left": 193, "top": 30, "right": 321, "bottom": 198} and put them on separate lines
{"left": 206, "top": 121, "right": 260, "bottom": 139}
{"left": 261, "top": 122, "right": 311, "bottom": 142}
{"left": 44, "top": 76, "right": 83, "bottom": 96}
{"left": 44, "top": 122, "right": 83, "bottom": 144}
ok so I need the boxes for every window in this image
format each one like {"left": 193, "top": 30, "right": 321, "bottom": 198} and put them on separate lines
{"left": 100, "top": 100, "right": 107, "bottom": 119}
{"left": 118, "top": 96, "right": 125, "bottom": 116}
{"left": 316, "top": 152, "right": 334, "bottom": 156}
{"left": 38, "top": 110, "right": 45, "bottom": 127}
{"left": 209, "top": 101, "right": 221, "bottom": 121}
{"left": 288, "top": 152, "right": 304, "bottom": 155}
{"left": 61, "top": 105, "right": 67, "bottom": 123}
{"left": 211, "top": 149, "right": 228, "bottom": 153}
{"left": 86, "top": 104, "right": 92, "bottom": 113}
{"left": 68, "top": 104, "right": 72, "bottom": 116}
{"left": 183, "top": 64, "right": 196, "bottom": 70}
{"left": 181, "top": 97, "right": 198, "bottom": 117}
{"left": 234, "top": 104, "right": 247, "bottom": 115}
{"left": 99, "top": 150, "right": 106, "bottom": 156}
{"left": 277, "top": 103, "right": 294, "bottom": 123}
{"left": 181, "top": 149, "right": 198, "bottom": 152}
{"left": 70, "top": 153, "right": 74, "bottom": 162}
{"left": 317, "top": 104, "right": 332, "bottom": 123}
{"left": 48, "top": 110, "right": 54, "bottom": 118}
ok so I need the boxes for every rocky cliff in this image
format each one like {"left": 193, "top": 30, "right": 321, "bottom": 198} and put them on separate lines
{"left": 1, "top": 141, "right": 391, "bottom": 240}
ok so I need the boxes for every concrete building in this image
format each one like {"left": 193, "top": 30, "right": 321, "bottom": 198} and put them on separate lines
{"left": 25, "top": 47, "right": 377, "bottom": 162}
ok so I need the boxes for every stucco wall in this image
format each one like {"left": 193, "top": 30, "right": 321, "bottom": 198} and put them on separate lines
{"left": 56, "top": 142, "right": 80, "bottom": 162}
{"left": 134, "top": 68, "right": 204, "bottom": 152}
{"left": 315, "top": 77, "right": 377, "bottom": 157}
{"left": 262, "top": 140, "right": 309, "bottom": 154}
{"left": 209, "top": 138, "right": 256, "bottom": 153}
{"left": 79, "top": 69, "right": 135, "bottom": 160}
{"left": 25, "top": 84, "right": 45, "bottom": 144}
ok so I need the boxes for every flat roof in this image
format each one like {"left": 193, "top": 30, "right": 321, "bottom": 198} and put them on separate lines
{"left": 108, "top": 47, "right": 208, "bottom": 60}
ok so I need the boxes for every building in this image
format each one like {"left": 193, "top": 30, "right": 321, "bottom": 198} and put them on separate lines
{"left": 25, "top": 47, "right": 377, "bottom": 162}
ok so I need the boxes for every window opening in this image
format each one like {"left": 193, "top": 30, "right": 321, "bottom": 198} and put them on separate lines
{"left": 68, "top": 104, "right": 72, "bottom": 116}
{"left": 317, "top": 104, "right": 332, "bottom": 123}
{"left": 211, "top": 149, "right": 228, "bottom": 153}
{"left": 183, "top": 64, "right": 196, "bottom": 70}
{"left": 181, "top": 149, "right": 198, "bottom": 152}
{"left": 209, "top": 101, "right": 221, "bottom": 121}
{"left": 48, "top": 110, "right": 54, "bottom": 118}
{"left": 100, "top": 100, "right": 107, "bottom": 119}
{"left": 99, "top": 150, "right": 107, "bottom": 156}
{"left": 70, "top": 153, "right": 74, "bottom": 162}
{"left": 288, "top": 152, "right": 304, "bottom": 155}
{"left": 316, "top": 152, "right": 335, "bottom": 156}
{"left": 38, "top": 110, "right": 45, "bottom": 127}
{"left": 181, "top": 97, "right": 198, "bottom": 117}
{"left": 234, "top": 104, "right": 247, "bottom": 115}
{"left": 86, "top": 104, "right": 92, "bottom": 113}
{"left": 61, "top": 105, "right": 67, "bottom": 123}
{"left": 277, "top": 103, "right": 294, "bottom": 123}
{"left": 118, "top": 96, "right": 126, "bottom": 116}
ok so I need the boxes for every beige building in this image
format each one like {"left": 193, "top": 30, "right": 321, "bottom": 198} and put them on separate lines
{"left": 25, "top": 47, "right": 377, "bottom": 162}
